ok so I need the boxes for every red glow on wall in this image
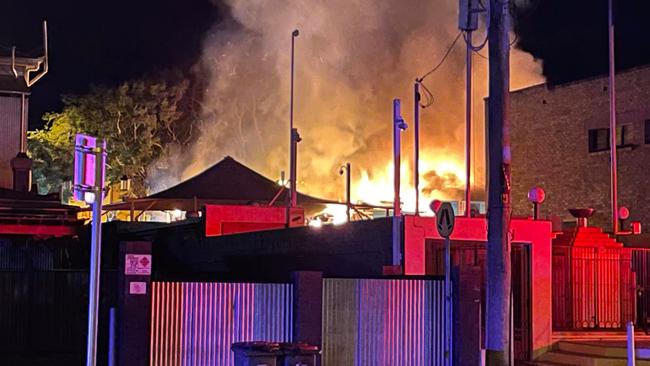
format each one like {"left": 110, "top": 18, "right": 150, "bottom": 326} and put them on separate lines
{"left": 402, "top": 215, "right": 554, "bottom": 358}
{"left": 204, "top": 204, "right": 304, "bottom": 237}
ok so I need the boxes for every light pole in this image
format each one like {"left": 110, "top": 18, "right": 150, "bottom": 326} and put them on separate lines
{"left": 339, "top": 163, "right": 351, "bottom": 222}
{"left": 289, "top": 29, "right": 299, "bottom": 208}
{"left": 608, "top": 0, "right": 618, "bottom": 234}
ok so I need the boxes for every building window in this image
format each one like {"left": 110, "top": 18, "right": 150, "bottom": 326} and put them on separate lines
{"left": 589, "top": 128, "right": 609, "bottom": 152}
{"left": 618, "top": 125, "right": 631, "bottom": 146}
{"left": 588, "top": 125, "right": 631, "bottom": 152}
{"left": 646, "top": 120, "right": 650, "bottom": 144}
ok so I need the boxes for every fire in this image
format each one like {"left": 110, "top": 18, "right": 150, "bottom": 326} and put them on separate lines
{"left": 355, "top": 155, "right": 466, "bottom": 215}
{"left": 310, "top": 153, "right": 466, "bottom": 225}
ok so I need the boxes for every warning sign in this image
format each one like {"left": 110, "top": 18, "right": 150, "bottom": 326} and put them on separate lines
{"left": 125, "top": 254, "right": 152, "bottom": 275}
{"left": 129, "top": 281, "right": 147, "bottom": 295}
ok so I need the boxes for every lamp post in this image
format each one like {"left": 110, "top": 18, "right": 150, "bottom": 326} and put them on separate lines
{"left": 289, "top": 29, "right": 299, "bottom": 208}
{"left": 339, "top": 163, "right": 351, "bottom": 222}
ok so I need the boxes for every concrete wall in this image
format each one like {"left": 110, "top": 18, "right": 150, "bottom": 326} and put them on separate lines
{"left": 509, "top": 66, "right": 650, "bottom": 231}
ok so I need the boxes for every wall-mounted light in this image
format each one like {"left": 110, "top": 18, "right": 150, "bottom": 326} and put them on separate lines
{"left": 119, "top": 175, "right": 131, "bottom": 192}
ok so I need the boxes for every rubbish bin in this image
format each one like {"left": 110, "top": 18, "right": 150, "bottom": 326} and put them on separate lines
{"left": 280, "top": 342, "right": 320, "bottom": 366}
{"left": 232, "top": 341, "right": 283, "bottom": 366}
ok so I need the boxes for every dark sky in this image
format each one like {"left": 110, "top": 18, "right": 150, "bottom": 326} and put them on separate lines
{"left": 1, "top": 0, "right": 220, "bottom": 128}
{"left": 2, "top": 0, "right": 650, "bottom": 128}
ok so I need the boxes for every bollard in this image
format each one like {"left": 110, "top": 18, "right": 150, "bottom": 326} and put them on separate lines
{"left": 628, "top": 321, "right": 636, "bottom": 366}
{"left": 108, "top": 307, "right": 116, "bottom": 366}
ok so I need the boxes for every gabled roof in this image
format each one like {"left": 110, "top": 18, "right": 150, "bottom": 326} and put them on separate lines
{"left": 104, "top": 156, "right": 337, "bottom": 212}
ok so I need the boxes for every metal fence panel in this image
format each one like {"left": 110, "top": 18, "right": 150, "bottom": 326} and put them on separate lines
{"left": 553, "top": 246, "right": 635, "bottom": 330}
{"left": 150, "top": 282, "right": 293, "bottom": 366}
{"left": 322, "top": 278, "right": 444, "bottom": 366}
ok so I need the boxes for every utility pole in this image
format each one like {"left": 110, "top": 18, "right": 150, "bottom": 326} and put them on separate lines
{"left": 486, "top": 0, "right": 512, "bottom": 364}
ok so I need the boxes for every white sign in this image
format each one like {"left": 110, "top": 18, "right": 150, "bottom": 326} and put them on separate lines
{"left": 125, "top": 254, "right": 152, "bottom": 275}
{"left": 129, "top": 281, "right": 147, "bottom": 295}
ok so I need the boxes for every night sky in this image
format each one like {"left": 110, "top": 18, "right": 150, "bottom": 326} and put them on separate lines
{"left": 3, "top": 0, "right": 650, "bottom": 128}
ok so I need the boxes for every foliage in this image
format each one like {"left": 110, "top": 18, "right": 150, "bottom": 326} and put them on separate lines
{"left": 28, "top": 73, "right": 199, "bottom": 196}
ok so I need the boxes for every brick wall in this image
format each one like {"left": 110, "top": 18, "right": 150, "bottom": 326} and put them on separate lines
{"left": 509, "top": 65, "right": 650, "bottom": 231}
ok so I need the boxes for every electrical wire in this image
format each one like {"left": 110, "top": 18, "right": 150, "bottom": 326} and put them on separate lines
{"left": 417, "top": 31, "right": 463, "bottom": 83}
{"left": 418, "top": 81, "right": 435, "bottom": 108}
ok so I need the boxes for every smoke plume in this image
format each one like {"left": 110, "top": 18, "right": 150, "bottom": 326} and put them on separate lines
{"left": 152, "top": 0, "right": 543, "bottom": 206}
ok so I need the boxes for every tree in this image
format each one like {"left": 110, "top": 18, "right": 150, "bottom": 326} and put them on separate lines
{"left": 28, "top": 73, "right": 199, "bottom": 197}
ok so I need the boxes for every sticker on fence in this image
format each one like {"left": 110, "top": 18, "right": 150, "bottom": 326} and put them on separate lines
{"left": 125, "top": 254, "right": 151, "bottom": 275}
{"left": 129, "top": 281, "right": 147, "bottom": 295}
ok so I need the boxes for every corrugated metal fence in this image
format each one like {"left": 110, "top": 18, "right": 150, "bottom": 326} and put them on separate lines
{"left": 149, "top": 282, "right": 293, "bottom": 366}
{"left": 322, "top": 278, "right": 445, "bottom": 366}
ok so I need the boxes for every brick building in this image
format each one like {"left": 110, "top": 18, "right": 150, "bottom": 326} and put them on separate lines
{"left": 509, "top": 65, "right": 650, "bottom": 234}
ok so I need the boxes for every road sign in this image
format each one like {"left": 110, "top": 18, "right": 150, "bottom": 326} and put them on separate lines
{"left": 125, "top": 254, "right": 152, "bottom": 275}
{"left": 436, "top": 202, "right": 455, "bottom": 238}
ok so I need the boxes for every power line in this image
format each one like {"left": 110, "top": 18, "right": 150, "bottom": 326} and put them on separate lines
{"left": 417, "top": 31, "right": 463, "bottom": 82}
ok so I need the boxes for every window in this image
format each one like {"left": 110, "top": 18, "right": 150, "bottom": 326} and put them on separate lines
{"left": 646, "top": 120, "right": 650, "bottom": 144}
{"left": 617, "top": 125, "right": 630, "bottom": 146}
{"left": 588, "top": 125, "right": 632, "bottom": 153}
{"left": 589, "top": 128, "right": 609, "bottom": 152}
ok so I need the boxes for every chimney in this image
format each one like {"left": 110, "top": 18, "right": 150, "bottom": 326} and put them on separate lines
{"left": 11, "top": 152, "right": 32, "bottom": 192}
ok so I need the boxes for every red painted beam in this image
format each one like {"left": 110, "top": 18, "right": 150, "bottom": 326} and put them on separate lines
{"left": 0, "top": 223, "right": 79, "bottom": 236}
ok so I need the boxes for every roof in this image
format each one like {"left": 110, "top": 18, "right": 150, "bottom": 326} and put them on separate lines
{"left": 104, "top": 156, "right": 338, "bottom": 212}
{"left": 0, "top": 188, "right": 82, "bottom": 235}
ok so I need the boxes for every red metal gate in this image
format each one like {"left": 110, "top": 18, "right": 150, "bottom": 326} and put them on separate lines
{"left": 552, "top": 246, "right": 635, "bottom": 330}
{"left": 512, "top": 245, "right": 532, "bottom": 360}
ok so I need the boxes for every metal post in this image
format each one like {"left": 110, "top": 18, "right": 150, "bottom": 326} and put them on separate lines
{"left": 414, "top": 82, "right": 420, "bottom": 215}
{"left": 445, "top": 236, "right": 452, "bottom": 366}
{"left": 627, "top": 321, "right": 636, "bottom": 366}
{"left": 608, "top": 0, "right": 618, "bottom": 234}
{"left": 20, "top": 93, "right": 27, "bottom": 153}
{"left": 86, "top": 144, "right": 105, "bottom": 366}
{"left": 345, "top": 162, "right": 351, "bottom": 222}
{"left": 465, "top": 31, "right": 473, "bottom": 217}
{"left": 289, "top": 29, "right": 299, "bottom": 209}
{"left": 290, "top": 128, "right": 301, "bottom": 207}
{"left": 533, "top": 202, "right": 539, "bottom": 220}
{"left": 393, "top": 99, "right": 407, "bottom": 266}
{"left": 108, "top": 307, "right": 116, "bottom": 366}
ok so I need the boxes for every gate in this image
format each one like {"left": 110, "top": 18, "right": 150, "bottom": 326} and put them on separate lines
{"left": 321, "top": 278, "right": 445, "bottom": 366}
{"left": 632, "top": 249, "right": 650, "bottom": 332}
{"left": 512, "top": 245, "right": 532, "bottom": 360}
{"left": 552, "top": 246, "right": 635, "bottom": 330}
{"left": 149, "top": 281, "right": 293, "bottom": 366}
{"left": 426, "top": 241, "right": 532, "bottom": 360}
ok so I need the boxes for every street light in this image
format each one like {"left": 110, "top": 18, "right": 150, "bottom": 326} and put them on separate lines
{"left": 288, "top": 29, "right": 299, "bottom": 208}
{"left": 339, "top": 162, "right": 351, "bottom": 222}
